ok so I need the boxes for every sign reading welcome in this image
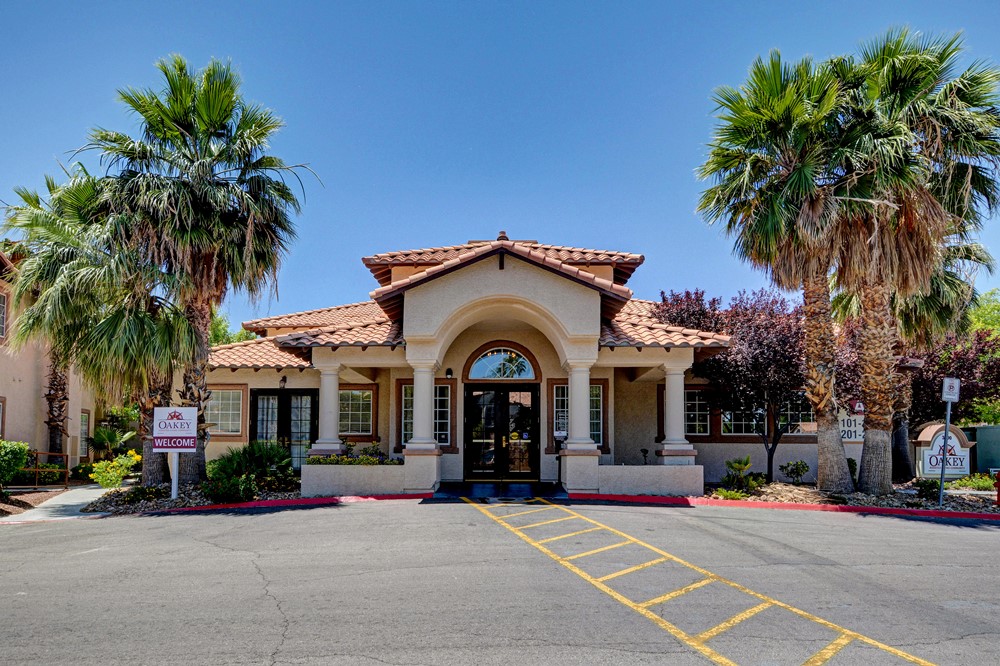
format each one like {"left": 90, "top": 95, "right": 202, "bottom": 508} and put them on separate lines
{"left": 152, "top": 407, "right": 198, "bottom": 452}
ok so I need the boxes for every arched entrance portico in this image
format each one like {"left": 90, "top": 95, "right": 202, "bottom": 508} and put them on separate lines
{"left": 462, "top": 342, "right": 542, "bottom": 481}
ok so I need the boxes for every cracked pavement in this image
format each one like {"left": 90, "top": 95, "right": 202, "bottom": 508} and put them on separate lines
{"left": 2, "top": 500, "right": 999, "bottom": 664}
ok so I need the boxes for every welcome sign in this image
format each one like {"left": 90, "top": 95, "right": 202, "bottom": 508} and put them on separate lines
{"left": 152, "top": 407, "right": 198, "bottom": 452}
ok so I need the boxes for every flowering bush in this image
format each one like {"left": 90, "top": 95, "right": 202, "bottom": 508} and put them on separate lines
{"left": 90, "top": 450, "right": 142, "bottom": 489}
{"left": 306, "top": 454, "right": 402, "bottom": 465}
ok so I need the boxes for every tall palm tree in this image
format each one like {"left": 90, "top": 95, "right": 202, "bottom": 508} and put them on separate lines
{"left": 829, "top": 31, "right": 1000, "bottom": 494}
{"left": 4, "top": 169, "right": 197, "bottom": 486}
{"left": 86, "top": 56, "right": 304, "bottom": 483}
{"left": 698, "top": 52, "right": 856, "bottom": 492}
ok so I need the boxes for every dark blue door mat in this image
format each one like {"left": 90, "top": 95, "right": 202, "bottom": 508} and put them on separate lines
{"left": 434, "top": 481, "right": 567, "bottom": 499}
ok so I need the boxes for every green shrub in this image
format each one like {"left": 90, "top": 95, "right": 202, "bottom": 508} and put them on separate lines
{"left": 779, "top": 460, "right": 810, "bottom": 484}
{"left": 90, "top": 451, "right": 141, "bottom": 488}
{"left": 0, "top": 440, "right": 30, "bottom": 494}
{"left": 201, "top": 474, "right": 257, "bottom": 503}
{"left": 913, "top": 478, "right": 941, "bottom": 501}
{"left": 203, "top": 441, "right": 298, "bottom": 501}
{"left": 720, "top": 456, "right": 762, "bottom": 491}
{"left": 946, "top": 473, "right": 997, "bottom": 491}
{"left": 89, "top": 426, "right": 137, "bottom": 461}
{"left": 71, "top": 462, "right": 94, "bottom": 481}
{"left": 846, "top": 458, "right": 858, "bottom": 482}
{"left": 121, "top": 485, "right": 170, "bottom": 504}
{"left": 714, "top": 489, "right": 749, "bottom": 500}
{"left": 12, "top": 460, "right": 65, "bottom": 486}
{"left": 306, "top": 454, "right": 403, "bottom": 465}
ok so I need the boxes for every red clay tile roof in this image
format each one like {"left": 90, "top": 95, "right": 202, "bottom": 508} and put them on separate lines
{"left": 275, "top": 319, "right": 404, "bottom": 349}
{"left": 209, "top": 336, "right": 312, "bottom": 370}
{"left": 363, "top": 239, "right": 644, "bottom": 286}
{"left": 601, "top": 299, "right": 730, "bottom": 349}
{"left": 370, "top": 241, "right": 633, "bottom": 320}
{"left": 242, "top": 301, "right": 385, "bottom": 333}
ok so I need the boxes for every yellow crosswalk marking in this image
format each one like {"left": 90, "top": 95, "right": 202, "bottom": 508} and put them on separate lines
{"left": 597, "top": 556, "right": 669, "bottom": 582}
{"left": 514, "top": 515, "right": 577, "bottom": 530}
{"left": 802, "top": 633, "right": 855, "bottom": 665}
{"left": 563, "top": 541, "right": 630, "bottom": 561}
{"left": 463, "top": 497, "right": 936, "bottom": 666}
{"left": 535, "top": 527, "right": 603, "bottom": 544}
{"left": 696, "top": 602, "right": 772, "bottom": 643}
{"left": 498, "top": 506, "right": 556, "bottom": 519}
{"left": 639, "top": 577, "right": 714, "bottom": 608}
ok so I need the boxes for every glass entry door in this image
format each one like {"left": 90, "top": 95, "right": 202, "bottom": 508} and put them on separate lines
{"left": 250, "top": 389, "right": 319, "bottom": 469}
{"left": 464, "top": 385, "right": 539, "bottom": 480}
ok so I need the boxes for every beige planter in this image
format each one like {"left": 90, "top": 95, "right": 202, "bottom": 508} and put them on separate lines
{"left": 301, "top": 464, "right": 407, "bottom": 498}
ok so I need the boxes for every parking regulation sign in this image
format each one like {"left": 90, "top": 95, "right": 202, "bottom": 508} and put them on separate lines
{"left": 152, "top": 407, "right": 198, "bottom": 452}
{"left": 941, "top": 377, "right": 961, "bottom": 403}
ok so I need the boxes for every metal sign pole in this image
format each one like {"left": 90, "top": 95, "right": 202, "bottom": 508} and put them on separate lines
{"left": 937, "top": 401, "right": 952, "bottom": 507}
{"left": 171, "top": 451, "right": 179, "bottom": 500}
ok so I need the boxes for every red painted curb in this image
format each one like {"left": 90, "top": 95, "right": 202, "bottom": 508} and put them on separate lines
{"left": 146, "top": 492, "right": 434, "bottom": 515}
{"left": 568, "top": 493, "right": 1000, "bottom": 521}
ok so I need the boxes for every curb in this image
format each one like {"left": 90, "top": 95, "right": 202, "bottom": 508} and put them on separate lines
{"left": 142, "top": 492, "right": 435, "bottom": 515}
{"left": 568, "top": 493, "right": 1000, "bottom": 521}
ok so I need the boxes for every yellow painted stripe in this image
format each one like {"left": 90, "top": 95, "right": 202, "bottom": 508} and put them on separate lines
{"left": 535, "top": 527, "right": 603, "bottom": 544}
{"left": 515, "top": 515, "right": 578, "bottom": 530}
{"left": 464, "top": 497, "right": 739, "bottom": 666}
{"left": 597, "top": 556, "right": 669, "bottom": 582}
{"left": 695, "top": 602, "right": 772, "bottom": 643}
{"left": 498, "top": 506, "right": 556, "bottom": 519}
{"left": 639, "top": 577, "right": 715, "bottom": 608}
{"left": 563, "top": 540, "right": 630, "bottom": 561}
{"left": 802, "top": 633, "right": 855, "bottom": 666}
{"left": 529, "top": 500, "right": 936, "bottom": 666}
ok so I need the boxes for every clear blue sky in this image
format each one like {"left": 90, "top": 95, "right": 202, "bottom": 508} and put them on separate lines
{"left": 5, "top": 1, "right": 1000, "bottom": 327}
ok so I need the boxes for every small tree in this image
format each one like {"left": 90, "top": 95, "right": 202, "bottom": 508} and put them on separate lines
{"left": 658, "top": 289, "right": 807, "bottom": 482}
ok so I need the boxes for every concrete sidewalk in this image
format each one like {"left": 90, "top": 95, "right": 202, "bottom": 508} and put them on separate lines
{"left": 2, "top": 484, "right": 109, "bottom": 523}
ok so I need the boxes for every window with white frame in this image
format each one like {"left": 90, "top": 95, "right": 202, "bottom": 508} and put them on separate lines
{"left": 401, "top": 384, "right": 451, "bottom": 445}
{"left": 0, "top": 292, "right": 7, "bottom": 339}
{"left": 722, "top": 407, "right": 765, "bottom": 435}
{"left": 206, "top": 389, "right": 243, "bottom": 435}
{"left": 552, "top": 384, "right": 603, "bottom": 444}
{"left": 778, "top": 392, "right": 815, "bottom": 434}
{"left": 339, "top": 389, "right": 373, "bottom": 435}
{"left": 684, "top": 390, "right": 710, "bottom": 435}
{"left": 79, "top": 411, "right": 90, "bottom": 457}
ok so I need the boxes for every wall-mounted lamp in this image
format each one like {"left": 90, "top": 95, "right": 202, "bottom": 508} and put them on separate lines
{"left": 279, "top": 375, "right": 287, "bottom": 389}
{"left": 445, "top": 368, "right": 453, "bottom": 379}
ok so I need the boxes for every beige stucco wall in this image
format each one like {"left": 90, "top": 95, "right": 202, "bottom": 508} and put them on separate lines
{"left": 612, "top": 370, "right": 659, "bottom": 465}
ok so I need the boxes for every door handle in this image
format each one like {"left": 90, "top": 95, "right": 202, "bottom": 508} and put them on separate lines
{"left": 501, "top": 437, "right": 507, "bottom": 449}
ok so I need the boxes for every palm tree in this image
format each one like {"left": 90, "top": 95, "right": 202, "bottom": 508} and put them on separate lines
{"left": 86, "top": 56, "right": 305, "bottom": 483}
{"left": 4, "top": 169, "right": 198, "bottom": 486}
{"left": 828, "top": 31, "right": 1000, "bottom": 494}
{"left": 698, "top": 52, "right": 856, "bottom": 492}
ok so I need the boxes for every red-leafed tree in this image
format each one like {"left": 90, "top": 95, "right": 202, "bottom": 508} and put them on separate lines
{"left": 656, "top": 289, "right": 806, "bottom": 482}
{"left": 909, "top": 331, "right": 1000, "bottom": 426}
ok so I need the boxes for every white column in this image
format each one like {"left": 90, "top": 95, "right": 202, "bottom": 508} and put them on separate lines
{"left": 311, "top": 365, "right": 344, "bottom": 454}
{"left": 407, "top": 362, "right": 437, "bottom": 451}
{"left": 659, "top": 365, "right": 696, "bottom": 465}
{"left": 565, "top": 362, "right": 596, "bottom": 451}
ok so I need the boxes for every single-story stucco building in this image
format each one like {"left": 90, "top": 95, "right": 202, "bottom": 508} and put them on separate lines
{"left": 206, "top": 233, "right": 838, "bottom": 496}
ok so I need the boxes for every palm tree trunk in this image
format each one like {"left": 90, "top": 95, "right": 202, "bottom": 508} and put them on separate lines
{"left": 140, "top": 375, "right": 173, "bottom": 487}
{"left": 857, "top": 280, "right": 896, "bottom": 495}
{"left": 802, "top": 267, "right": 854, "bottom": 493}
{"left": 178, "top": 300, "right": 213, "bottom": 484}
{"left": 891, "top": 368, "right": 916, "bottom": 483}
{"left": 44, "top": 350, "right": 69, "bottom": 455}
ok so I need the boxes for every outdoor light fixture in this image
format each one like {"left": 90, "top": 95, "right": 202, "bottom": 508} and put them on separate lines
{"left": 279, "top": 375, "right": 287, "bottom": 389}
{"left": 445, "top": 368, "right": 453, "bottom": 379}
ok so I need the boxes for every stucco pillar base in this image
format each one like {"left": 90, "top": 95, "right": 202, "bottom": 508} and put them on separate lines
{"left": 308, "top": 440, "right": 346, "bottom": 456}
{"left": 561, "top": 449, "right": 600, "bottom": 493}
{"left": 656, "top": 444, "right": 697, "bottom": 466}
{"left": 403, "top": 449, "right": 441, "bottom": 493}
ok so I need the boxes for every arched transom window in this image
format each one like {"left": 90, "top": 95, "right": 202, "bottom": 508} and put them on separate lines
{"left": 468, "top": 347, "right": 536, "bottom": 380}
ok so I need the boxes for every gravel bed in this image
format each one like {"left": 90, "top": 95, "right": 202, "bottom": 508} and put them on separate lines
{"left": 83, "top": 484, "right": 302, "bottom": 515}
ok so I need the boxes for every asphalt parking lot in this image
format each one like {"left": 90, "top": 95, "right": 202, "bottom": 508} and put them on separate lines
{"left": 3, "top": 500, "right": 998, "bottom": 665}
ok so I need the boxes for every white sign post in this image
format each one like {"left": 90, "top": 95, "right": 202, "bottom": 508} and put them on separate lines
{"left": 937, "top": 378, "right": 961, "bottom": 506}
{"left": 152, "top": 407, "right": 198, "bottom": 499}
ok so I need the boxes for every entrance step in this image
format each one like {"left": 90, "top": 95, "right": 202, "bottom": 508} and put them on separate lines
{"left": 434, "top": 481, "right": 567, "bottom": 499}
